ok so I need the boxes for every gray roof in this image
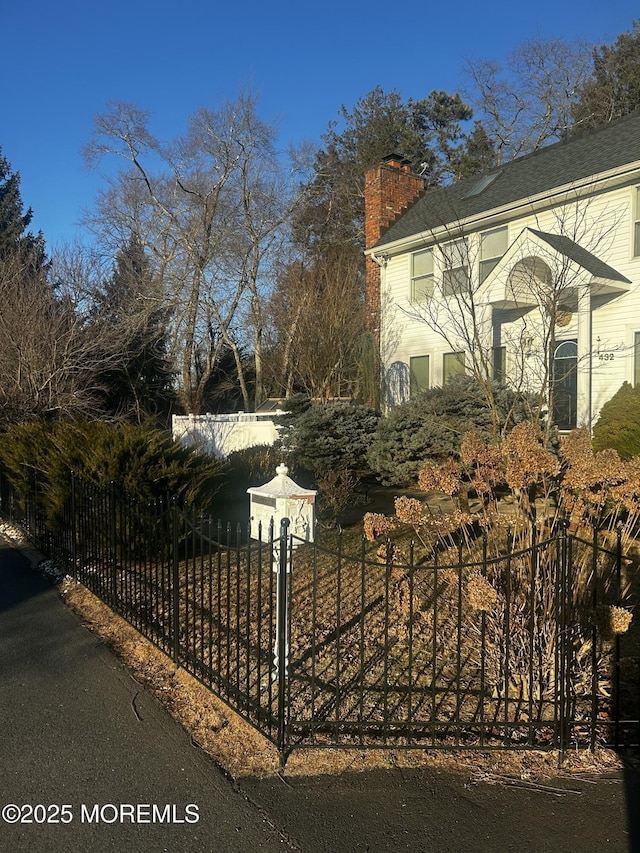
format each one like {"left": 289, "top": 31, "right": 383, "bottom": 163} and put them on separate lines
{"left": 374, "top": 112, "right": 640, "bottom": 249}
{"left": 529, "top": 229, "right": 631, "bottom": 283}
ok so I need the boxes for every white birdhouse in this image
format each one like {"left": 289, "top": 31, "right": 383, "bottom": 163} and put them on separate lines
{"left": 247, "top": 464, "right": 316, "bottom": 546}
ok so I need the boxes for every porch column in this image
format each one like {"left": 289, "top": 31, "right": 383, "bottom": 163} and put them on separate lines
{"left": 576, "top": 284, "right": 592, "bottom": 429}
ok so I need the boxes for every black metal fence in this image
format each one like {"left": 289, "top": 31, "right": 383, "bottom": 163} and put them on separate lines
{"left": 1, "top": 468, "right": 638, "bottom": 764}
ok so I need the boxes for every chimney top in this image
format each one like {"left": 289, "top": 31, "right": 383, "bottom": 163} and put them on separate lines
{"left": 382, "top": 153, "right": 404, "bottom": 168}
{"left": 382, "top": 153, "right": 414, "bottom": 173}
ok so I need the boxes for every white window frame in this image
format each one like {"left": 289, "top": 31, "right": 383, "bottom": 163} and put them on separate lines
{"left": 441, "top": 239, "right": 468, "bottom": 297}
{"left": 479, "top": 227, "right": 508, "bottom": 283}
{"left": 410, "top": 249, "right": 434, "bottom": 302}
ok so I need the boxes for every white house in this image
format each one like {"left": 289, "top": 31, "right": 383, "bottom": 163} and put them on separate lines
{"left": 364, "top": 113, "right": 640, "bottom": 430}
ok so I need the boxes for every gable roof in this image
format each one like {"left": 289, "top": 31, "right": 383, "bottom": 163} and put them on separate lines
{"left": 373, "top": 112, "right": 640, "bottom": 250}
{"left": 528, "top": 229, "right": 631, "bottom": 284}
{"left": 483, "top": 227, "right": 631, "bottom": 309}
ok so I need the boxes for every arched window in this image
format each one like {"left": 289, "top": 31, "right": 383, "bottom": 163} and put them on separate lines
{"left": 507, "top": 256, "right": 552, "bottom": 306}
{"left": 553, "top": 340, "right": 577, "bottom": 430}
{"left": 555, "top": 340, "right": 577, "bottom": 360}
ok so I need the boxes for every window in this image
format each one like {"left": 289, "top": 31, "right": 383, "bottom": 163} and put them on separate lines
{"left": 552, "top": 339, "right": 577, "bottom": 431}
{"left": 443, "top": 351, "right": 465, "bottom": 383}
{"left": 442, "top": 239, "right": 468, "bottom": 296}
{"left": 492, "top": 346, "right": 506, "bottom": 383}
{"left": 411, "top": 249, "right": 434, "bottom": 302}
{"left": 480, "top": 227, "right": 508, "bottom": 283}
{"left": 635, "top": 187, "right": 640, "bottom": 257}
{"left": 634, "top": 332, "right": 640, "bottom": 387}
{"left": 410, "top": 355, "right": 430, "bottom": 397}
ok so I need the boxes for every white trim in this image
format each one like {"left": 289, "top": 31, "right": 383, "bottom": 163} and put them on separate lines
{"left": 633, "top": 185, "right": 640, "bottom": 258}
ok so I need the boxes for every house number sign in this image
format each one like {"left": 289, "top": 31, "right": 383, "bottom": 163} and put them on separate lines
{"left": 598, "top": 352, "right": 615, "bottom": 361}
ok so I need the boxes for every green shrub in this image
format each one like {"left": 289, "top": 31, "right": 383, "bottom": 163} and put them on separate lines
{"left": 281, "top": 402, "right": 380, "bottom": 481}
{"left": 223, "top": 444, "right": 283, "bottom": 487}
{"left": 368, "top": 376, "right": 534, "bottom": 486}
{"left": 0, "top": 419, "right": 224, "bottom": 527}
{"left": 593, "top": 382, "right": 640, "bottom": 459}
{"left": 274, "top": 393, "right": 312, "bottom": 422}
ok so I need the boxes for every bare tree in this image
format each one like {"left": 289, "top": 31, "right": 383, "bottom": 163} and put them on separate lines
{"left": 464, "top": 37, "right": 593, "bottom": 162}
{"left": 0, "top": 249, "right": 126, "bottom": 424}
{"left": 84, "top": 93, "right": 304, "bottom": 413}
{"left": 230, "top": 133, "right": 304, "bottom": 408}
{"left": 264, "top": 244, "right": 366, "bottom": 399}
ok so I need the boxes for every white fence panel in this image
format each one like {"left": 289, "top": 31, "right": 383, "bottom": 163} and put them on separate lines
{"left": 172, "top": 412, "right": 283, "bottom": 458}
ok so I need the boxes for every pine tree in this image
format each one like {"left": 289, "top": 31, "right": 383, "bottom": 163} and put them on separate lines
{"left": 295, "top": 87, "right": 477, "bottom": 250}
{"left": 449, "top": 122, "right": 498, "bottom": 181}
{"left": 0, "top": 146, "right": 46, "bottom": 267}
{"left": 93, "top": 234, "right": 174, "bottom": 422}
{"left": 573, "top": 21, "right": 640, "bottom": 129}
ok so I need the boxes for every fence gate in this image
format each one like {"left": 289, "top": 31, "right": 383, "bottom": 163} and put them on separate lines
{"left": 280, "top": 523, "right": 638, "bottom": 760}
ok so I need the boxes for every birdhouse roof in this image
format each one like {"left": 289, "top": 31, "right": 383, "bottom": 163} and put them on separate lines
{"left": 247, "top": 464, "right": 317, "bottom": 499}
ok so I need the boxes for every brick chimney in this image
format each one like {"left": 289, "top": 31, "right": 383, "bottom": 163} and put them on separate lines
{"left": 364, "top": 155, "right": 424, "bottom": 348}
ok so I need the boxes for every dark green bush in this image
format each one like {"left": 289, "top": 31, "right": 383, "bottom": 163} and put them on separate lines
{"left": 281, "top": 401, "right": 380, "bottom": 481}
{"left": 368, "top": 376, "right": 534, "bottom": 486}
{"left": 223, "top": 444, "right": 284, "bottom": 487}
{"left": 593, "top": 382, "right": 640, "bottom": 459}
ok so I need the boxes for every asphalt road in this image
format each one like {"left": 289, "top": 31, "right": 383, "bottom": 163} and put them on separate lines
{"left": 244, "top": 765, "right": 640, "bottom": 853}
{"left": 0, "top": 539, "right": 292, "bottom": 853}
{"left": 1, "top": 536, "right": 639, "bottom": 853}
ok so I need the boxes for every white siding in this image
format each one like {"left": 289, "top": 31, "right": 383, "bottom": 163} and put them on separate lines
{"left": 380, "top": 179, "right": 640, "bottom": 427}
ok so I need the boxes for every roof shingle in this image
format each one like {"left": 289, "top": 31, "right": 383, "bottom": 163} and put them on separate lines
{"left": 374, "top": 112, "right": 640, "bottom": 249}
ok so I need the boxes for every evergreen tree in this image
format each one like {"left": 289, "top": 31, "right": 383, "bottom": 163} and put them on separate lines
{"left": 93, "top": 234, "right": 174, "bottom": 422}
{"left": 276, "top": 88, "right": 485, "bottom": 404}
{"left": 449, "top": 121, "right": 498, "bottom": 180}
{"left": 572, "top": 21, "right": 640, "bottom": 129}
{"left": 295, "top": 86, "right": 478, "bottom": 249}
{"left": 282, "top": 401, "right": 380, "bottom": 480}
{"left": 0, "top": 146, "right": 46, "bottom": 267}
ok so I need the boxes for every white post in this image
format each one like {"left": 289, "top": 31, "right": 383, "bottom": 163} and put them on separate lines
{"left": 272, "top": 518, "right": 290, "bottom": 683}
{"left": 577, "top": 284, "right": 592, "bottom": 429}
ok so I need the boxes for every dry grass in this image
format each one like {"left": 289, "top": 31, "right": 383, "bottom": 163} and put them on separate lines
{"left": 59, "top": 574, "right": 628, "bottom": 783}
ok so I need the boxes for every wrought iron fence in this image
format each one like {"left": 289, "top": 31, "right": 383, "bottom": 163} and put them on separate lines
{"left": 283, "top": 525, "right": 639, "bottom": 756}
{"left": 1, "top": 467, "right": 638, "bottom": 764}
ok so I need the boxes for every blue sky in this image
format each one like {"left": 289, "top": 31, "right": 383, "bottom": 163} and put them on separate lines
{"left": 3, "top": 0, "right": 638, "bottom": 249}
